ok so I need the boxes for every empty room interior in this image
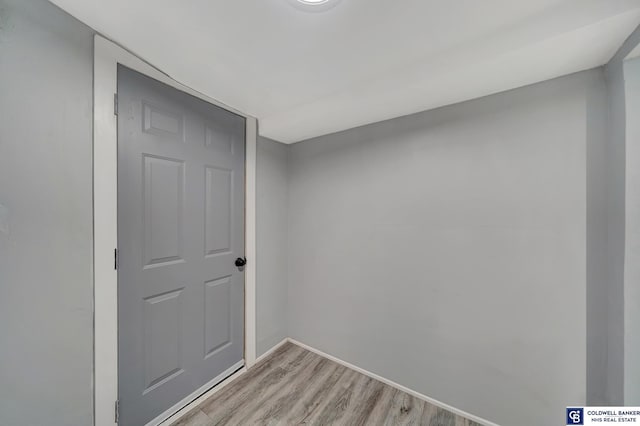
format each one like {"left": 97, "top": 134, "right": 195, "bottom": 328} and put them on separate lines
{"left": 3, "top": 0, "right": 640, "bottom": 425}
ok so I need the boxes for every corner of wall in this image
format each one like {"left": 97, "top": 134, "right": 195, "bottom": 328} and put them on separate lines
{"left": 597, "top": 21, "right": 640, "bottom": 405}
{"left": 255, "top": 135, "right": 291, "bottom": 357}
{"left": 586, "top": 66, "right": 610, "bottom": 405}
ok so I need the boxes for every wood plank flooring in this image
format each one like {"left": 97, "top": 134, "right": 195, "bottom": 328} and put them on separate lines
{"left": 171, "top": 342, "right": 481, "bottom": 426}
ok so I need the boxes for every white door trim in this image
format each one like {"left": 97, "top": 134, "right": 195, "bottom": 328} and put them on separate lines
{"left": 93, "top": 34, "right": 257, "bottom": 426}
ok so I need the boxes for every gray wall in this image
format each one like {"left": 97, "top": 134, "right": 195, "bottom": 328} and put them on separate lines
{"left": 586, "top": 68, "right": 611, "bottom": 405}
{"left": 624, "top": 56, "right": 640, "bottom": 405}
{"left": 0, "top": 0, "right": 630, "bottom": 422}
{"left": 256, "top": 136, "right": 289, "bottom": 356}
{"left": 287, "top": 70, "right": 608, "bottom": 426}
{"left": 0, "top": 0, "right": 94, "bottom": 425}
{"left": 603, "top": 23, "right": 640, "bottom": 405}
{"left": 601, "top": 56, "right": 627, "bottom": 406}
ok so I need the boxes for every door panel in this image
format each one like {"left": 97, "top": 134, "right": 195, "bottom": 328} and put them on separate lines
{"left": 117, "top": 66, "right": 245, "bottom": 426}
{"left": 205, "top": 166, "right": 233, "bottom": 256}
{"left": 204, "top": 276, "right": 232, "bottom": 357}
{"left": 143, "top": 288, "right": 184, "bottom": 393}
{"left": 143, "top": 155, "right": 185, "bottom": 267}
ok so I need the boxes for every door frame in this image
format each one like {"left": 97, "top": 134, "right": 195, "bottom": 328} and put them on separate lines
{"left": 93, "top": 35, "right": 257, "bottom": 426}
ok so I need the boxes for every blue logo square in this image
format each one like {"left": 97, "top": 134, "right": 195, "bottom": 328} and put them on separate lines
{"left": 567, "top": 408, "right": 584, "bottom": 425}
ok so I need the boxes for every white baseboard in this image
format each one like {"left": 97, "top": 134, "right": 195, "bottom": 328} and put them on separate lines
{"left": 254, "top": 338, "right": 289, "bottom": 365}
{"left": 153, "top": 337, "right": 500, "bottom": 426}
{"left": 287, "top": 338, "right": 500, "bottom": 426}
{"left": 156, "top": 362, "right": 246, "bottom": 426}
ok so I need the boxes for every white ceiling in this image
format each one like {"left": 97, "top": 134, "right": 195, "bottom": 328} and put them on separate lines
{"left": 50, "top": 0, "right": 640, "bottom": 143}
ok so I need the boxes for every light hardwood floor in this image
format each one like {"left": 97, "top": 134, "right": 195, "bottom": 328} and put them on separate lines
{"left": 171, "top": 342, "right": 481, "bottom": 426}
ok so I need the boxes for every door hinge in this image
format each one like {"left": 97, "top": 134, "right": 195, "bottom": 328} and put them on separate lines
{"left": 114, "top": 248, "right": 119, "bottom": 270}
{"left": 114, "top": 93, "right": 118, "bottom": 116}
{"left": 114, "top": 400, "right": 119, "bottom": 423}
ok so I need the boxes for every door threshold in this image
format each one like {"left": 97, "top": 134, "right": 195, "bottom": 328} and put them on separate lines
{"left": 147, "top": 360, "right": 246, "bottom": 426}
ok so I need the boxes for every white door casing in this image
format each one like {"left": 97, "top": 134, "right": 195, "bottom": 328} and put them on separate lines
{"left": 93, "top": 35, "right": 257, "bottom": 426}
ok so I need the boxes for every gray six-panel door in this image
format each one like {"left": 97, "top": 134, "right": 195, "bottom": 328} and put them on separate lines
{"left": 117, "top": 66, "right": 245, "bottom": 426}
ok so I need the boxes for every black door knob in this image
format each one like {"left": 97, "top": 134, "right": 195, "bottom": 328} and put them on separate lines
{"left": 235, "top": 257, "right": 246, "bottom": 267}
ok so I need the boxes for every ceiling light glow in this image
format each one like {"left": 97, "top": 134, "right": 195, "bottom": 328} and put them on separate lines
{"left": 289, "top": 0, "right": 341, "bottom": 12}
